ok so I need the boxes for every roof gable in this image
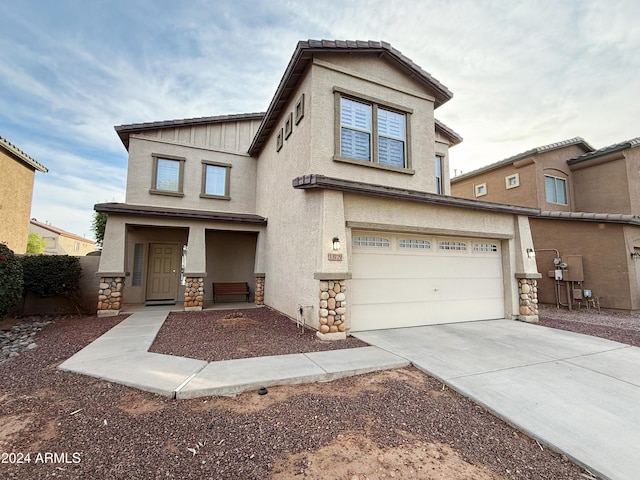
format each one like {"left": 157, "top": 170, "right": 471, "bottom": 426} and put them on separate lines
{"left": 248, "top": 39, "right": 453, "bottom": 156}
{"left": 568, "top": 137, "right": 640, "bottom": 166}
{"left": 452, "top": 137, "right": 594, "bottom": 182}
{"left": 0, "top": 136, "right": 48, "bottom": 172}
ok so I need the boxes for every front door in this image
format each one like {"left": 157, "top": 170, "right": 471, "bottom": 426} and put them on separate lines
{"left": 146, "top": 243, "right": 180, "bottom": 302}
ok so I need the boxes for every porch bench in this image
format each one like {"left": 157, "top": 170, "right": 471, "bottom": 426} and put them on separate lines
{"left": 212, "top": 282, "right": 250, "bottom": 303}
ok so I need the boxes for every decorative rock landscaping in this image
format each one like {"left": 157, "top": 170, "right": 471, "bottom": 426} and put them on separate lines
{"left": 97, "top": 276, "right": 125, "bottom": 314}
{"left": 184, "top": 277, "right": 204, "bottom": 310}
{"left": 0, "top": 319, "right": 51, "bottom": 364}
{"left": 318, "top": 280, "right": 347, "bottom": 334}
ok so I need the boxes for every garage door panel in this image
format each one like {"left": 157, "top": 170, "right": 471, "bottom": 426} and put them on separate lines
{"left": 351, "top": 297, "right": 504, "bottom": 330}
{"left": 351, "top": 232, "right": 504, "bottom": 331}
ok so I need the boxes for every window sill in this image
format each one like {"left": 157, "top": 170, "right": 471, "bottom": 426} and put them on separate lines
{"left": 200, "top": 193, "right": 231, "bottom": 201}
{"left": 149, "top": 189, "right": 184, "bottom": 198}
{"left": 333, "top": 156, "right": 415, "bottom": 175}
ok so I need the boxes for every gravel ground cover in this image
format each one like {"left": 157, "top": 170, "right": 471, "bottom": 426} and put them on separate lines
{"left": 149, "top": 307, "right": 368, "bottom": 361}
{"left": 0, "top": 308, "right": 617, "bottom": 479}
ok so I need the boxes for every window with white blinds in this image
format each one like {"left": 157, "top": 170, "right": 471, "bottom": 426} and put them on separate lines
{"left": 156, "top": 159, "right": 180, "bottom": 192}
{"left": 544, "top": 175, "right": 567, "bottom": 205}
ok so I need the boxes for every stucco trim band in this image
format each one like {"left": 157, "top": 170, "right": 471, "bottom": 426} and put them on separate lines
{"left": 292, "top": 175, "right": 540, "bottom": 216}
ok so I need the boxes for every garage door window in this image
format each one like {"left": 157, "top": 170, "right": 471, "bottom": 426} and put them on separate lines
{"left": 438, "top": 241, "right": 467, "bottom": 251}
{"left": 473, "top": 243, "right": 498, "bottom": 253}
{"left": 399, "top": 238, "right": 431, "bottom": 249}
{"left": 353, "top": 236, "right": 390, "bottom": 248}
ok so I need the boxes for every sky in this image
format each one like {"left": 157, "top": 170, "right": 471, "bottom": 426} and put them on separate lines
{"left": 1, "top": 0, "right": 639, "bottom": 240}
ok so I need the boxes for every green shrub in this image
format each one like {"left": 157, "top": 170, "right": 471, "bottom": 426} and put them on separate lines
{"left": 26, "top": 233, "right": 46, "bottom": 254}
{"left": 20, "top": 255, "right": 81, "bottom": 297}
{"left": 0, "top": 243, "right": 24, "bottom": 319}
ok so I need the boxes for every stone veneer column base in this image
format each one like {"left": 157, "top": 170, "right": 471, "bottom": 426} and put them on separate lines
{"left": 517, "top": 277, "right": 539, "bottom": 323}
{"left": 184, "top": 277, "right": 204, "bottom": 310}
{"left": 97, "top": 277, "right": 124, "bottom": 316}
{"left": 317, "top": 280, "right": 347, "bottom": 340}
{"left": 255, "top": 275, "right": 265, "bottom": 305}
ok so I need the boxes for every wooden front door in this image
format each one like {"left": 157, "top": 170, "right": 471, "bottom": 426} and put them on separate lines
{"left": 146, "top": 243, "right": 180, "bottom": 301}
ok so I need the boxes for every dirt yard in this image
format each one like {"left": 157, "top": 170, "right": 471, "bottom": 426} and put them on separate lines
{"left": 0, "top": 307, "right": 622, "bottom": 479}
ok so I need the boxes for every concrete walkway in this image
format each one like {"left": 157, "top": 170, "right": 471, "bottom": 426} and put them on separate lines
{"left": 354, "top": 319, "right": 640, "bottom": 480}
{"left": 57, "top": 310, "right": 408, "bottom": 399}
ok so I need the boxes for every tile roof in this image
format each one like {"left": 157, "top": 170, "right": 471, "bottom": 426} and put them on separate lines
{"left": 30, "top": 219, "right": 95, "bottom": 243}
{"left": 538, "top": 211, "right": 640, "bottom": 225}
{"left": 451, "top": 137, "right": 594, "bottom": 182}
{"left": 435, "top": 119, "right": 463, "bottom": 146}
{"left": 567, "top": 137, "right": 640, "bottom": 166}
{"left": 248, "top": 39, "right": 454, "bottom": 156}
{"left": 114, "top": 112, "right": 265, "bottom": 149}
{"left": 0, "top": 136, "right": 48, "bottom": 172}
{"left": 94, "top": 202, "right": 267, "bottom": 224}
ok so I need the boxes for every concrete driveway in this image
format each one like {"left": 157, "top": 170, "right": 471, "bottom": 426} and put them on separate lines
{"left": 354, "top": 319, "right": 640, "bottom": 480}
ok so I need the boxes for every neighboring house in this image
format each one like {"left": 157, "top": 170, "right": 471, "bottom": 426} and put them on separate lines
{"left": 0, "top": 136, "right": 48, "bottom": 254}
{"left": 451, "top": 137, "right": 640, "bottom": 311}
{"left": 29, "top": 218, "right": 96, "bottom": 256}
{"left": 96, "top": 39, "right": 540, "bottom": 334}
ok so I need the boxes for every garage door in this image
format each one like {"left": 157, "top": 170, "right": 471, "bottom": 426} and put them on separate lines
{"left": 350, "top": 232, "right": 504, "bottom": 331}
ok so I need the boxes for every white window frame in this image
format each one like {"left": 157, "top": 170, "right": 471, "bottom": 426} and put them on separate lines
{"left": 544, "top": 174, "right": 568, "bottom": 205}
{"left": 334, "top": 87, "right": 413, "bottom": 173}
{"left": 474, "top": 183, "right": 487, "bottom": 197}
{"left": 505, "top": 173, "right": 520, "bottom": 189}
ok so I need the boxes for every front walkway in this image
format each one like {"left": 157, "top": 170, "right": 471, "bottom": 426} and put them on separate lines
{"left": 354, "top": 320, "right": 640, "bottom": 480}
{"left": 57, "top": 310, "right": 408, "bottom": 399}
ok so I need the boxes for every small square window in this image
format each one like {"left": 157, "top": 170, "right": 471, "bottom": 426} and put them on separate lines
{"left": 475, "top": 183, "right": 487, "bottom": 197}
{"left": 505, "top": 173, "right": 520, "bottom": 189}
{"left": 201, "top": 161, "right": 231, "bottom": 199}
{"left": 295, "top": 94, "right": 305, "bottom": 124}
{"left": 276, "top": 128, "right": 283, "bottom": 152}
{"left": 284, "top": 112, "right": 293, "bottom": 139}
{"left": 151, "top": 155, "right": 185, "bottom": 196}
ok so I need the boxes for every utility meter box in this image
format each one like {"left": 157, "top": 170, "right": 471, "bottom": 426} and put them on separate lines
{"left": 554, "top": 269, "right": 563, "bottom": 280}
{"left": 564, "top": 255, "right": 584, "bottom": 282}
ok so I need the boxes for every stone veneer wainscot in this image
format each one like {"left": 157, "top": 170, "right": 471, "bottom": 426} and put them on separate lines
{"left": 184, "top": 277, "right": 204, "bottom": 310}
{"left": 318, "top": 280, "right": 347, "bottom": 333}
{"left": 97, "top": 277, "right": 124, "bottom": 315}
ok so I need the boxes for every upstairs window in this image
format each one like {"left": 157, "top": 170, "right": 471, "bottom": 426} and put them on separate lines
{"left": 336, "top": 88, "right": 412, "bottom": 172}
{"left": 544, "top": 175, "right": 567, "bottom": 205}
{"left": 201, "top": 161, "right": 230, "bottom": 199}
{"left": 435, "top": 155, "right": 444, "bottom": 194}
{"left": 151, "top": 156, "right": 185, "bottom": 196}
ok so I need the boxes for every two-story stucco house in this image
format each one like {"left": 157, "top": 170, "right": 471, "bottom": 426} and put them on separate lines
{"left": 451, "top": 137, "right": 640, "bottom": 311}
{"left": 0, "top": 136, "right": 48, "bottom": 254}
{"left": 96, "top": 40, "right": 540, "bottom": 333}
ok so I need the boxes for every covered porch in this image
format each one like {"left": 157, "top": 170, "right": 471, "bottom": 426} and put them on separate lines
{"left": 94, "top": 203, "right": 267, "bottom": 316}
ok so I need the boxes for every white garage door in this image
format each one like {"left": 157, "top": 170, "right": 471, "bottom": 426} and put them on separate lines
{"left": 350, "top": 232, "right": 504, "bottom": 331}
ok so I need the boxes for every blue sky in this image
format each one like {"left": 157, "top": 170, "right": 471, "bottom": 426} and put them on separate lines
{"left": 1, "top": 0, "right": 639, "bottom": 239}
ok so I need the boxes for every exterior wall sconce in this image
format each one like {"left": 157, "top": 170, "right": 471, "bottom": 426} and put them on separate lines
{"left": 332, "top": 237, "right": 341, "bottom": 251}
{"left": 630, "top": 252, "right": 640, "bottom": 259}
{"left": 526, "top": 248, "right": 536, "bottom": 259}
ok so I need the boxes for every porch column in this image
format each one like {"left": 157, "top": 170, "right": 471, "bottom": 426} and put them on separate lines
{"left": 514, "top": 215, "right": 541, "bottom": 323}
{"left": 96, "top": 216, "right": 126, "bottom": 317}
{"left": 184, "top": 225, "right": 207, "bottom": 311}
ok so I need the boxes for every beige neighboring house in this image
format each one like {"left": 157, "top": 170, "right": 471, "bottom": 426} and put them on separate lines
{"left": 97, "top": 39, "right": 540, "bottom": 334}
{"left": 451, "top": 137, "right": 640, "bottom": 311}
{"left": 0, "top": 136, "right": 48, "bottom": 254}
{"left": 29, "top": 219, "right": 96, "bottom": 256}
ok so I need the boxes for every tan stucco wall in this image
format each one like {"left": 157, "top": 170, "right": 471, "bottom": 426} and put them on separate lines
{"left": 308, "top": 54, "right": 441, "bottom": 193}
{"left": 571, "top": 155, "right": 631, "bottom": 214}
{"left": 125, "top": 119, "right": 260, "bottom": 213}
{"left": 205, "top": 230, "right": 257, "bottom": 302}
{"left": 530, "top": 218, "right": 634, "bottom": 310}
{"left": 0, "top": 151, "right": 36, "bottom": 253}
